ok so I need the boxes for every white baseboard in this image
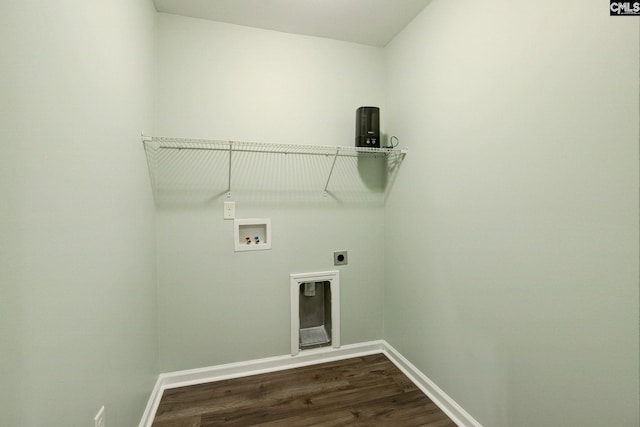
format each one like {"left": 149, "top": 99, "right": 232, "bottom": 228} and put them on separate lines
{"left": 138, "top": 374, "right": 163, "bottom": 427}
{"left": 139, "top": 340, "right": 482, "bottom": 427}
{"left": 381, "top": 342, "right": 483, "bottom": 427}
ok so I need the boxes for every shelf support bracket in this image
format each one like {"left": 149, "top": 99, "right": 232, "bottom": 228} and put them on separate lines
{"left": 323, "top": 148, "right": 340, "bottom": 197}
{"left": 227, "top": 142, "right": 233, "bottom": 198}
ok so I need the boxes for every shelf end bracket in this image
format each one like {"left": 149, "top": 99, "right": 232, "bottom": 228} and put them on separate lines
{"left": 227, "top": 142, "right": 233, "bottom": 198}
{"left": 323, "top": 148, "right": 340, "bottom": 196}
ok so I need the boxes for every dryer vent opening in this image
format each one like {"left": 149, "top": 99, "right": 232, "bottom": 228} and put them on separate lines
{"left": 299, "top": 281, "right": 332, "bottom": 349}
{"left": 290, "top": 271, "right": 340, "bottom": 356}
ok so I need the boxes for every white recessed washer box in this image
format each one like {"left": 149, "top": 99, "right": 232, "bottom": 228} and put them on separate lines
{"left": 234, "top": 218, "right": 271, "bottom": 252}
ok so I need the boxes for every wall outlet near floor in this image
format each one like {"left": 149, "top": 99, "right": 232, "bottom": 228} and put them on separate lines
{"left": 224, "top": 201, "right": 235, "bottom": 220}
{"left": 94, "top": 406, "right": 105, "bottom": 427}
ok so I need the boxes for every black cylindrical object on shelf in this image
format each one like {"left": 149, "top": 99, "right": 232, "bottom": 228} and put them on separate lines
{"left": 355, "top": 106, "right": 380, "bottom": 148}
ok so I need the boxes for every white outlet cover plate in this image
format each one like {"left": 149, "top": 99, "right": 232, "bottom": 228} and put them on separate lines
{"left": 224, "top": 201, "right": 235, "bottom": 220}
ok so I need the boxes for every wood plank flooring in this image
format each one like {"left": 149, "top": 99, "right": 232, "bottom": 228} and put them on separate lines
{"left": 152, "top": 353, "right": 457, "bottom": 426}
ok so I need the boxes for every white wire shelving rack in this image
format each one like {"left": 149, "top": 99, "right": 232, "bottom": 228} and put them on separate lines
{"left": 141, "top": 134, "right": 408, "bottom": 198}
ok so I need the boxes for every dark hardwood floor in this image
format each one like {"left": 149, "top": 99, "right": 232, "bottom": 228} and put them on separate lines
{"left": 152, "top": 353, "right": 457, "bottom": 426}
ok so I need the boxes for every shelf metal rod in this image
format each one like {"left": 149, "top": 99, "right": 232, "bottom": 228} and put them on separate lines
{"left": 145, "top": 136, "right": 405, "bottom": 157}
{"left": 323, "top": 148, "right": 340, "bottom": 196}
{"left": 227, "top": 142, "right": 233, "bottom": 198}
{"left": 153, "top": 145, "right": 395, "bottom": 158}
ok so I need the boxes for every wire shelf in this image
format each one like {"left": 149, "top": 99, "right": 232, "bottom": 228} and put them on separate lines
{"left": 143, "top": 135, "right": 408, "bottom": 157}
{"left": 141, "top": 134, "right": 408, "bottom": 202}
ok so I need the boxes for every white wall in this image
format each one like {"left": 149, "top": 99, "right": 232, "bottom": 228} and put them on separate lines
{"left": 384, "top": 1, "right": 639, "bottom": 426}
{"left": 2, "top": 2, "right": 637, "bottom": 425}
{"left": 155, "top": 14, "right": 388, "bottom": 371}
{"left": 0, "top": 1, "right": 158, "bottom": 426}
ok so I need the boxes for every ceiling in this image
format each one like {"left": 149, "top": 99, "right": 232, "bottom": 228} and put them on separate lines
{"left": 152, "top": 0, "right": 432, "bottom": 47}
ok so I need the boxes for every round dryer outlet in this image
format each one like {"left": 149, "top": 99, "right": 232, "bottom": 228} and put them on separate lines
{"left": 333, "top": 251, "right": 348, "bottom": 265}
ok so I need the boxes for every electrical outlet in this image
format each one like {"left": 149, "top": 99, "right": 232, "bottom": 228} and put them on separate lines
{"left": 334, "top": 250, "right": 348, "bottom": 265}
{"left": 224, "top": 201, "right": 235, "bottom": 220}
{"left": 94, "top": 406, "right": 105, "bottom": 427}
